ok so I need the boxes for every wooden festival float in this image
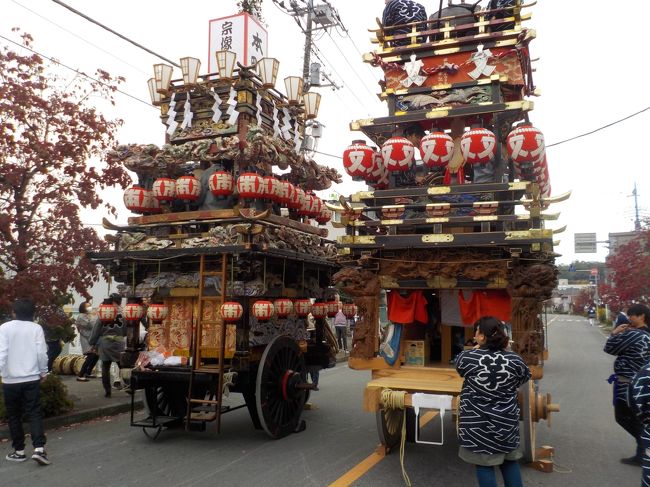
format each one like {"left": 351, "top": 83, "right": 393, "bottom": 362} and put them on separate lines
{"left": 329, "top": 0, "right": 564, "bottom": 471}
{"left": 87, "top": 51, "right": 341, "bottom": 440}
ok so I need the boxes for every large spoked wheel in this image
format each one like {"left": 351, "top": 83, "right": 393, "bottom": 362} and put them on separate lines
{"left": 142, "top": 384, "right": 186, "bottom": 439}
{"left": 520, "top": 381, "right": 537, "bottom": 462}
{"left": 255, "top": 335, "right": 309, "bottom": 439}
{"left": 376, "top": 408, "right": 404, "bottom": 450}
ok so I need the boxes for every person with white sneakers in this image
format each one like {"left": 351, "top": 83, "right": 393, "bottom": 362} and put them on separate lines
{"left": 0, "top": 298, "right": 51, "bottom": 465}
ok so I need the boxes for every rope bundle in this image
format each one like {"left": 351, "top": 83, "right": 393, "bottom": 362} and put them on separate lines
{"left": 381, "top": 389, "right": 411, "bottom": 487}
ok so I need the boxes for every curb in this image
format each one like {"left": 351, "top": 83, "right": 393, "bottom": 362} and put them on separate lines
{"left": 0, "top": 399, "right": 143, "bottom": 440}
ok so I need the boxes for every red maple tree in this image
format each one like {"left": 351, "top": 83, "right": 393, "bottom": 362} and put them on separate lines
{"left": 601, "top": 224, "right": 650, "bottom": 310}
{"left": 0, "top": 32, "right": 131, "bottom": 315}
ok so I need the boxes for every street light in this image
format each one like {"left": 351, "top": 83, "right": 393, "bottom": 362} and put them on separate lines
{"left": 257, "top": 57, "right": 280, "bottom": 88}
{"left": 153, "top": 63, "right": 174, "bottom": 94}
{"left": 180, "top": 57, "right": 201, "bottom": 85}
{"left": 284, "top": 76, "right": 303, "bottom": 105}
{"left": 215, "top": 50, "right": 237, "bottom": 80}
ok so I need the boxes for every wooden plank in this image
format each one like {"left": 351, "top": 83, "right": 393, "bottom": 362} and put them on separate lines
{"left": 349, "top": 356, "right": 401, "bottom": 371}
{"left": 265, "top": 214, "right": 327, "bottom": 237}
{"left": 363, "top": 385, "right": 384, "bottom": 413}
{"left": 366, "top": 374, "right": 462, "bottom": 395}
{"left": 128, "top": 209, "right": 238, "bottom": 225}
{"left": 441, "top": 326, "right": 452, "bottom": 366}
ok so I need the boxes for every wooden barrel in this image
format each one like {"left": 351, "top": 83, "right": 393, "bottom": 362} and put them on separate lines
{"left": 52, "top": 356, "right": 65, "bottom": 374}
{"left": 72, "top": 355, "right": 85, "bottom": 375}
{"left": 62, "top": 355, "right": 75, "bottom": 375}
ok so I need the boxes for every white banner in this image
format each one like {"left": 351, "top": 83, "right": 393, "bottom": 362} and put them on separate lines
{"left": 208, "top": 13, "right": 268, "bottom": 73}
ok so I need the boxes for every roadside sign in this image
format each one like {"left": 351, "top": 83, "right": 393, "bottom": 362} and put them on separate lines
{"left": 574, "top": 233, "right": 597, "bottom": 253}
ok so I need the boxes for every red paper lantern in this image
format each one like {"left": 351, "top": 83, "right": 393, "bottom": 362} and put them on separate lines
{"left": 146, "top": 192, "right": 162, "bottom": 214}
{"left": 220, "top": 302, "right": 243, "bottom": 323}
{"left": 298, "top": 191, "right": 311, "bottom": 216}
{"left": 147, "top": 303, "right": 169, "bottom": 323}
{"left": 365, "top": 151, "right": 383, "bottom": 183}
{"left": 460, "top": 128, "right": 496, "bottom": 165}
{"left": 176, "top": 175, "right": 201, "bottom": 201}
{"left": 343, "top": 140, "right": 374, "bottom": 179}
{"left": 294, "top": 299, "right": 312, "bottom": 317}
{"left": 209, "top": 171, "right": 234, "bottom": 197}
{"left": 278, "top": 180, "right": 295, "bottom": 206}
{"left": 252, "top": 301, "right": 274, "bottom": 321}
{"left": 374, "top": 164, "right": 390, "bottom": 189}
{"left": 123, "top": 185, "right": 148, "bottom": 213}
{"left": 420, "top": 132, "right": 455, "bottom": 168}
{"left": 289, "top": 186, "right": 304, "bottom": 210}
{"left": 98, "top": 299, "right": 118, "bottom": 324}
{"left": 382, "top": 137, "right": 415, "bottom": 172}
{"left": 308, "top": 195, "right": 322, "bottom": 217}
{"left": 326, "top": 300, "right": 339, "bottom": 318}
{"left": 273, "top": 298, "right": 294, "bottom": 318}
{"left": 124, "top": 300, "right": 145, "bottom": 321}
{"left": 263, "top": 176, "right": 281, "bottom": 202}
{"left": 506, "top": 124, "right": 545, "bottom": 164}
{"left": 315, "top": 208, "right": 332, "bottom": 225}
{"left": 237, "top": 173, "right": 264, "bottom": 200}
{"left": 152, "top": 178, "right": 176, "bottom": 201}
{"left": 342, "top": 303, "right": 357, "bottom": 319}
{"left": 311, "top": 302, "right": 327, "bottom": 319}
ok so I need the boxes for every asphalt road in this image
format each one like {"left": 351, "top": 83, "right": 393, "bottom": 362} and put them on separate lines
{"left": 0, "top": 315, "right": 641, "bottom": 486}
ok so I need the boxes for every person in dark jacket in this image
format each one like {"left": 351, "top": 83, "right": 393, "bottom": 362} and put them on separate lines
{"left": 455, "top": 316, "right": 530, "bottom": 487}
{"left": 628, "top": 316, "right": 650, "bottom": 486}
{"left": 89, "top": 293, "right": 126, "bottom": 398}
{"left": 604, "top": 303, "right": 650, "bottom": 465}
{"left": 382, "top": 0, "right": 428, "bottom": 46}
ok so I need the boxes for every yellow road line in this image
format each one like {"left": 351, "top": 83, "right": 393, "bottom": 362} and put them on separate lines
{"left": 329, "top": 409, "right": 441, "bottom": 487}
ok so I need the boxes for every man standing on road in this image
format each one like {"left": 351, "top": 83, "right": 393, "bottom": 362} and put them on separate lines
{"left": 0, "top": 298, "right": 51, "bottom": 466}
{"left": 333, "top": 307, "right": 348, "bottom": 353}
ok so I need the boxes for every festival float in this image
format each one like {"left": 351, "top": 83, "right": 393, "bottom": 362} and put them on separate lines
{"left": 329, "top": 0, "right": 565, "bottom": 471}
{"left": 87, "top": 11, "right": 340, "bottom": 440}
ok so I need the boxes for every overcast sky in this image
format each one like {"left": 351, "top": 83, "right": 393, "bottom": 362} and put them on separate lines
{"left": 3, "top": 0, "right": 648, "bottom": 265}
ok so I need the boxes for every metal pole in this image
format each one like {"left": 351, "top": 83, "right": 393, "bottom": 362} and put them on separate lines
{"left": 594, "top": 272, "right": 600, "bottom": 324}
{"left": 302, "top": 0, "right": 314, "bottom": 91}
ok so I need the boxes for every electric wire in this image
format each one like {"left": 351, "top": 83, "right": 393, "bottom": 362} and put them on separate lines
{"left": 10, "top": 0, "right": 151, "bottom": 76}
{"left": 0, "top": 33, "right": 156, "bottom": 109}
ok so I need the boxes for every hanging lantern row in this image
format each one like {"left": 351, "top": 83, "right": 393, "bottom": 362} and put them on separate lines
{"left": 123, "top": 186, "right": 162, "bottom": 214}
{"left": 219, "top": 299, "right": 354, "bottom": 322}
{"left": 506, "top": 124, "right": 550, "bottom": 196}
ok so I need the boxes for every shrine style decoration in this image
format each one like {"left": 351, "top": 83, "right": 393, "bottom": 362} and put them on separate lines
{"left": 273, "top": 298, "right": 294, "bottom": 318}
{"left": 220, "top": 302, "right": 244, "bottom": 322}
{"left": 294, "top": 299, "right": 312, "bottom": 317}
{"left": 152, "top": 178, "right": 176, "bottom": 201}
{"left": 237, "top": 173, "right": 264, "bottom": 200}
{"left": 420, "top": 132, "right": 455, "bottom": 168}
{"left": 311, "top": 302, "right": 327, "bottom": 319}
{"left": 460, "top": 127, "right": 496, "bottom": 165}
{"left": 343, "top": 140, "right": 375, "bottom": 179}
{"left": 98, "top": 299, "right": 118, "bottom": 323}
{"left": 208, "top": 171, "right": 234, "bottom": 197}
{"left": 381, "top": 137, "right": 415, "bottom": 172}
{"left": 252, "top": 300, "right": 274, "bottom": 321}
{"left": 175, "top": 175, "right": 201, "bottom": 201}
{"left": 147, "top": 303, "right": 169, "bottom": 323}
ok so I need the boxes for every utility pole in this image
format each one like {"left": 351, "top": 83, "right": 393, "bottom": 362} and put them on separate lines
{"left": 633, "top": 182, "right": 641, "bottom": 231}
{"left": 302, "top": 0, "right": 314, "bottom": 92}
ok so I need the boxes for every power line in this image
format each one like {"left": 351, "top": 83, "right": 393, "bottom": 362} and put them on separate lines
{"left": 0, "top": 33, "right": 155, "bottom": 109}
{"left": 51, "top": 0, "right": 180, "bottom": 68}
{"left": 10, "top": 0, "right": 150, "bottom": 76}
{"left": 547, "top": 107, "right": 650, "bottom": 148}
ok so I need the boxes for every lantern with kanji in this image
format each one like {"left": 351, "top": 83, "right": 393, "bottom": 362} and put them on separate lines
{"left": 420, "top": 132, "right": 455, "bottom": 168}
{"left": 289, "top": 186, "right": 304, "bottom": 210}
{"left": 220, "top": 302, "right": 243, "bottom": 323}
{"left": 315, "top": 208, "right": 332, "bottom": 225}
{"left": 252, "top": 301, "right": 274, "bottom": 321}
{"left": 342, "top": 303, "right": 357, "bottom": 319}
{"left": 147, "top": 192, "right": 163, "bottom": 213}
{"left": 294, "top": 299, "right": 312, "bottom": 317}
{"left": 374, "top": 164, "right": 390, "bottom": 189}
{"left": 308, "top": 194, "right": 322, "bottom": 217}
{"left": 365, "top": 150, "right": 383, "bottom": 183}
{"left": 123, "top": 185, "right": 149, "bottom": 213}
{"left": 382, "top": 137, "right": 415, "bottom": 172}
{"left": 124, "top": 299, "right": 145, "bottom": 321}
{"left": 152, "top": 178, "right": 176, "bottom": 201}
{"left": 343, "top": 140, "right": 374, "bottom": 179}
{"left": 326, "top": 300, "right": 339, "bottom": 318}
{"left": 311, "top": 302, "right": 327, "bottom": 319}
{"left": 175, "top": 175, "right": 201, "bottom": 201}
{"left": 237, "top": 173, "right": 264, "bottom": 200}
{"left": 297, "top": 190, "right": 311, "bottom": 216}
{"left": 147, "top": 303, "right": 169, "bottom": 323}
{"left": 209, "top": 171, "right": 234, "bottom": 197}
{"left": 506, "top": 124, "right": 545, "bottom": 164}
{"left": 263, "top": 176, "right": 282, "bottom": 202}
{"left": 273, "top": 298, "right": 294, "bottom": 318}
{"left": 98, "top": 299, "right": 118, "bottom": 324}
{"left": 460, "top": 128, "right": 496, "bottom": 165}
{"left": 278, "top": 180, "right": 295, "bottom": 206}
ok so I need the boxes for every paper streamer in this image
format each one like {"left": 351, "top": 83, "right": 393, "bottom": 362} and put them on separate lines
{"left": 255, "top": 92, "right": 263, "bottom": 127}
{"left": 211, "top": 88, "right": 223, "bottom": 123}
{"left": 281, "top": 107, "right": 291, "bottom": 140}
{"left": 225, "top": 85, "right": 239, "bottom": 126}
{"left": 272, "top": 101, "right": 281, "bottom": 137}
{"left": 166, "top": 92, "right": 178, "bottom": 136}
{"left": 180, "top": 92, "right": 193, "bottom": 130}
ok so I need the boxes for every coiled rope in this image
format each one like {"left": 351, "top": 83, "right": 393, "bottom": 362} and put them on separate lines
{"left": 381, "top": 389, "right": 411, "bottom": 487}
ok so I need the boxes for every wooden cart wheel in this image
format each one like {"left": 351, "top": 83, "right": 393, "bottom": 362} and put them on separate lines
{"left": 142, "top": 385, "right": 185, "bottom": 437}
{"left": 142, "top": 425, "right": 163, "bottom": 441}
{"left": 520, "top": 380, "right": 537, "bottom": 463}
{"left": 255, "top": 335, "right": 309, "bottom": 439}
{"left": 376, "top": 408, "right": 404, "bottom": 450}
